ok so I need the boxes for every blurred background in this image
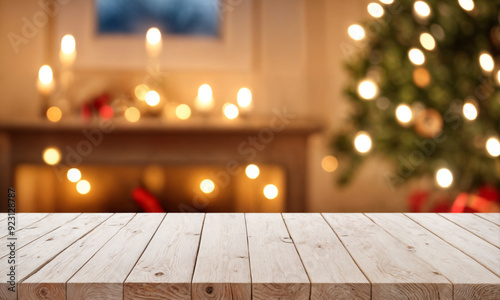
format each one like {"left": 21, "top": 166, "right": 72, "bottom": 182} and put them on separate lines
{"left": 0, "top": 0, "right": 498, "bottom": 213}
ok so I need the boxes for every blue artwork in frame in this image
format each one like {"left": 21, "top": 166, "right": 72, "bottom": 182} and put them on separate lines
{"left": 96, "top": 0, "right": 220, "bottom": 36}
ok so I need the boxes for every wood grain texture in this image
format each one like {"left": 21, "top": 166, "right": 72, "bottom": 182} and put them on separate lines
{"left": 0, "top": 213, "right": 111, "bottom": 300}
{"left": 407, "top": 213, "right": 500, "bottom": 277}
{"left": 0, "top": 213, "right": 48, "bottom": 238}
{"left": 323, "top": 213, "right": 452, "bottom": 300}
{"left": 440, "top": 213, "right": 500, "bottom": 248}
{"left": 20, "top": 213, "right": 135, "bottom": 300}
{"left": 192, "top": 213, "right": 251, "bottom": 300}
{"left": 367, "top": 213, "right": 500, "bottom": 300}
{"left": 125, "top": 213, "right": 204, "bottom": 300}
{"left": 282, "top": 213, "right": 370, "bottom": 300}
{"left": 475, "top": 213, "right": 500, "bottom": 226}
{"left": 67, "top": 213, "right": 164, "bottom": 300}
{"left": 245, "top": 213, "right": 310, "bottom": 300}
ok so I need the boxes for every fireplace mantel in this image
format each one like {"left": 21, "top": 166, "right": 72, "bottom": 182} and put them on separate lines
{"left": 0, "top": 117, "right": 323, "bottom": 212}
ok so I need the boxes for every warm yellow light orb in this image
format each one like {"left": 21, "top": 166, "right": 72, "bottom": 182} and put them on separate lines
{"left": 419, "top": 33, "right": 436, "bottom": 51}
{"left": 263, "top": 184, "right": 278, "bottom": 200}
{"left": 76, "top": 180, "right": 91, "bottom": 195}
{"left": 223, "top": 103, "right": 239, "bottom": 120}
{"left": 145, "top": 90, "right": 160, "bottom": 106}
{"left": 42, "top": 147, "right": 61, "bottom": 165}
{"left": 38, "top": 65, "right": 53, "bottom": 84}
{"left": 61, "top": 34, "right": 76, "bottom": 54}
{"left": 462, "top": 102, "right": 478, "bottom": 121}
{"left": 479, "top": 53, "right": 494, "bottom": 72}
{"left": 396, "top": 104, "right": 412, "bottom": 123}
{"left": 198, "top": 84, "right": 213, "bottom": 102}
{"left": 124, "top": 107, "right": 140, "bottom": 123}
{"left": 486, "top": 137, "right": 500, "bottom": 157}
{"left": 354, "top": 132, "right": 372, "bottom": 153}
{"left": 408, "top": 48, "right": 425, "bottom": 65}
{"left": 134, "top": 84, "right": 149, "bottom": 101}
{"left": 245, "top": 164, "right": 260, "bottom": 179}
{"left": 237, "top": 87, "right": 252, "bottom": 108}
{"left": 414, "top": 1, "right": 431, "bottom": 18}
{"left": 436, "top": 168, "right": 453, "bottom": 188}
{"left": 379, "top": 0, "right": 394, "bottom": 4}
{"left": 175, "top": 104, "right": 191, "bottom": 120}
{"left": 146, "top": 27, "right": 161, "bottom": 45}
{"left": 348, "top": 24, "right": 365, "bottom": 41}
{"left": 367, "top": 3, "right": 384, "bottom": 18}
{"left": 357, "top": 80, "right": 378, "bottom": 100}
{"left": 46, "top": 106, "right": 62, "bottom": 122}
{"left": 458, "top": 0, "right": 474, "bottom": 11}
{"left": 321, "top": 155, "right": 338, "bottom": 172}
{"left": 200, "top": 179, "right": 215, "bottom": 194}
{"left": 67, "top": 168, "right": 82, "bottom": 182}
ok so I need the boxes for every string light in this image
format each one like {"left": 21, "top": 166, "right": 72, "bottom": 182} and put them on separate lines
{"left": 200, "top": 179, "right": 215, "bottom": 194}
{"left": 46, "top": 106, "right": 62, "bottom": 122}
{"left": 146, "top": 27, "right": 161, "bottom": 45}
{"left": 436, "top": 168, "right": 453, "bottom": 188}
{"left": 263, "top": 184, "right": 278, "bottom": 200}
{"left": 348, "top": 24, "right": 365, "bottom": 41}
{"left": 124, "top": 107, "right": 140, "bottom": 122}
{"left": 367, "top": 3, "right": 384, "bottom": 18}
{"left": 145, "top": 90, "right": 160, "bottom": 106}
{"left": 486, "top": 137, "right": 500, "bottom": 157}
{"left": 223, "top": 103, "right": 239, "bottom": 119}
{"left": 357, "top": 80, "right": 378, "bottom": 100}
{"left": 479, "top": 53, "right": 494, "bottom": 72}
{"left": 408, "top": 48, "right": 425, "bottom": 65}
{"left": 395, "top": 104, "right": 412, "bottom": 123}
{"left": 414, "top": 1, "right": 431, "bottom": 18}
{"left": 67, "top": 168, "right": 81, "bottom": 182}
{"left": 419, "top": 33, "right": 436, "bottom": 51}
{"left": 354, "top": 132, "right": 372, "bottom": 153}
{"left": 175, "top": 104, "right": 191, "bottom": 120}
{"left": 462, "top": 102, "right": 478, "bottom": 121}
{"left": 458, "top": 0, "right": 474, "bottom": 11}
{"left": 245, "top": 164, "right": 260, "bottom": 179}
{"left": 76, "top": 180, "right": 91, "bottom": 195}
{"left": 321, "top": 156, "right": 338, "bottom": 172}
{"left": 42, "top": 147, "right": 61, "bottom": 165}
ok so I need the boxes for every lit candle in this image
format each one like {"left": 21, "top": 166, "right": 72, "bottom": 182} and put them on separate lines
{"left": 37, "top": 65, "right": 54, "bottom": 96}
{"left": 59, "top": 34, "right": 76, "bottom": 67}
{"left": 146, "top": 27, "right": 162, "bottom": 58}
{"left": 194, "top": 84, "right": 214, "bottom": 113}
{"left": 237, "top": 87, "right": 252, "bottom": 114}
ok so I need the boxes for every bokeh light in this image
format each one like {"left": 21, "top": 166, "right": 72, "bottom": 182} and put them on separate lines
{"left": 486, "top": 137, "right": 500, "bottom": 157}
{"left": 462, "top": 102, "right": 478, "bottom": 121}
{"left": 145, "top": 90, "right": 160, "bottom": 106}
{"left": 479, "top": 53, "right": 494, "bottom": 72}
{"left": 321, "top": 156, "right": 338, "bottom": 172}
{"left": 348, "top": 24, "right": 365, "bottom": 41}
{"left": 237, "top": 87, "right": 252, "bottom": 108}
{"left": 395, "top": 104, "right": 413, "bottom": 123}
{"left": 76, "top": 180, "right": 91, "bottom": 195}
{"left": 198, "top": 84, "right": 213, "bottom": 102}
{"left": 146, "top": 27, "right": 161, "bottom": 45}
{"left": 223, "top": 103, "right": 239, "bottom": 119}
{"left": 46, "top": 106, "right": 62, "bottom": 122}
{"left": 354, "top": 132, "right": 372, "bottom": 153}
{"left": 408, "top": 48, "right": 425, "bottom": 65}
{"left": 458, "top": 0, "right": 474, "bottom": 11}
{"left": 263, "top": 184, "right": 278, "bottom": 200}
{"left": 367, "top": 3, "right": 384, "bottom": 18}
{"left": 436, "top": 168, "right": 453, "bottom": 188}
{"left": 38, "top": 65, "right": 53, "bottom": 84}
{"left": 357, "top": 80, "right": 378, "bottom": 100}
{"left": 175, "top": 104, "right": 191, "bottom": 120}
{"left": 61, "top": 34, "right": 76, "bottom": 54}
{"left": 134, "top": 84, "right": 149, "bottom": 101}
{"left": 200, "top": 179, "right": 215, "bottom": 194}
{"left": 124, "top": 107, "right": 140, "bottom": 123}
{"left": 42, "top": 147, "right": 61, "bottom": 165}
{"left": 419, "top": 33, "right": 435, "bottom": 51}
{"left": 245, "top": 164, "right": 260, "bottom": 179}
{"left": 414, "top": 1, "right": 431, "bottom": 18}
{"left": 67, "top": 168, "right": 82, "bottom": 182}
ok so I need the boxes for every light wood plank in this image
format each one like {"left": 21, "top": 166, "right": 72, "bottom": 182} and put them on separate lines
{"left": 192, "top": 213, "right": 251, "bottom": 300}
{"left": 367, "top": 213, "right": 500, "bottom": 300}
{"left": 67, "top": 213, "right": 164, "bottom": 300}
{"left": 282, "top": 213, "right": 370, "bottom": 299}
{"left": 125, "top": 213, "right": 204, "bottom": 300}
{"left": 407, "top": 213, "right": 500, "bottom": 277}
{"left": 245, "top": 213, "right": 310, "bottom": 300}
{"left": 20, "top": 213, "right": 135, "bottom": 300}
{"left": 0, "top": 213, "right": 112, "bottom": 300}
{"left": 440, "top": 213, "right": 500, "bottom": 248}
{"left": 475, "top": 213, "right": 500, "bottom": 226}
{"left": 323, "top": 213, "right": 452, "bottom": 299}
{"left": 0, "top": 213, "right": 49, "bottom": 238}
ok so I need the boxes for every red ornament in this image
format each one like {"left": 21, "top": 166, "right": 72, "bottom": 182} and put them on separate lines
{"left": 132, "top": 187, "right": 165, "bottom": 213}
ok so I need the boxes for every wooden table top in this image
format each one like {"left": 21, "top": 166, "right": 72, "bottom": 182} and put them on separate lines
{"left": 1, "top": 213, "right": 499, "bottom": 299}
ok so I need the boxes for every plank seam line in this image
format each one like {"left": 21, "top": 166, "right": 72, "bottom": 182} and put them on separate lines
{"left": 0, "top": 213, "right": 52, "bottom": 242}
{"left": 320, "top": 213, "right": 373, "bottom": 299}
{"left": 403, "top": 213, "right": 500, "bottom": 277}
{"left": 18, "top": 213, "right": 115, "bottom": 297}
{"left": 439, "top": 213, "right": 500, "bottom": 249}
{"left": 190, "top": 213, "right": 207, "bottom": 298}
{"left": 122, "top": 213, "right": 168, "bottom": 298}
{"left": 64, "top": 213, "right": 138, "bottom": 286}
{"left": 243, "top": 213, "right": 253, "bottom": 300}
{"left": 280, "top": 213, "right": 312, "bottom": 300}
{"left": 473, "top": 213, "right": 500, "bottom": 227}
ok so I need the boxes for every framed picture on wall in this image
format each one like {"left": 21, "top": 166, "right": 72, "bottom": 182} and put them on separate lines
{"left": 55, "top": 0, "right": 253, "bottom": 70}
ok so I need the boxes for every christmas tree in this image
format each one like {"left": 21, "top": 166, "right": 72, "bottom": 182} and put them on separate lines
{"left": 332, "top": 0, "right": 500, "bottom": 194}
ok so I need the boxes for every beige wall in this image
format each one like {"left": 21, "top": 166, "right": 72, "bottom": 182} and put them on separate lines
{"left": 0, "top": 0, "right": 410, "bottom": 212}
